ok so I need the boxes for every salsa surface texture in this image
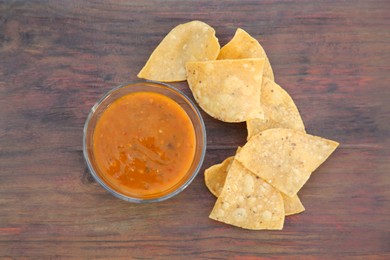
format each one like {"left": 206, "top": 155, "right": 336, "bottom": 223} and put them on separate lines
{"left": 93, "top": 91, "right": 196, "bottom": 198}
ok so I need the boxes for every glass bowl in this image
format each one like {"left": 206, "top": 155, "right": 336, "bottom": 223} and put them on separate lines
{"left": 83, "top": 81, "right": 206, "bottom": 203}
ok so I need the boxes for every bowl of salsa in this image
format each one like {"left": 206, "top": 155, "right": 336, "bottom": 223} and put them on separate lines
{"left": 83, "top": 81, "right": 206, "bottom": 203}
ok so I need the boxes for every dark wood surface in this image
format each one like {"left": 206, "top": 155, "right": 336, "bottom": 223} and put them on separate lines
{"left": 1, "top": 0, "right": 389, "bottom": 258}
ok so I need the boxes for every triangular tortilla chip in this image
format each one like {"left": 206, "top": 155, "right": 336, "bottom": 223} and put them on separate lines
{"left": 235, "top": 128, "right": 339, "bottom": 197}
{"left": 246, "top": 78, "right": 305, "bottom": 140}
{"left": 218, "top": 28, "right": 274, "bottom": 81}
{"left": 209, "top": 160, "right": 285, "bottom": 230}
{"left": 138, "top": 20, "right": 220, "bottom": 82}
{"left": 205, "top": 155, "right": 305, "bottom": 216}
{"left": 186, "top": 58, "right": 265, "bottom": 122}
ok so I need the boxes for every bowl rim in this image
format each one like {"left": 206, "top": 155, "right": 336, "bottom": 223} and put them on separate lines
{"left": 83, "top": 80, "right": 207, "bottom": 203}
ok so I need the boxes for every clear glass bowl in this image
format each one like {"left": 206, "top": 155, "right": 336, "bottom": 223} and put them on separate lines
{"left": 83, "top": 81, "right": 206, "bottom": 203}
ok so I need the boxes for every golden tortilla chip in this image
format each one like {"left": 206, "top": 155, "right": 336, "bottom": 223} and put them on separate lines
{"left": 205, "top": 156, "right": 305, "bottom": 216}
{"left": 246, "top": 78, "right": 305, "bottom": 140}
{"left": 209, "top": 160, "right": 285, "bottom": 230}
{"left": 218, "top": 28, "right": 274, "bottom": 81}
{"left": 235, "top": 128, "right": 339, "bottom": 197}
{"left": 205, "top": 156, "right": 234, "bottom": 197}
{"left": 186, "top": 58, "right": 265, "bottom": 122}
{"left": 282, "top": 194, "right": 305, "bottom": 216}
{"left": 137, "top": 21, "right": 220, "bottom": 82}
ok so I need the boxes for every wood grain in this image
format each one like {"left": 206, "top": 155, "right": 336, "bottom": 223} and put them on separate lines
{"left": 1, "top": 0, "right": 389, "bottom": 258}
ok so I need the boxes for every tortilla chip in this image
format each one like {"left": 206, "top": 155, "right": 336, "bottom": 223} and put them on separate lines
{"left": 186, "top": 58, "right": 265, "bottom": 122}
{"left": 246, "top": 78, "right": 305, "bottom": 140}
{"left": 209, "top": 160, "right": 284, "bottom": 230}
{"left": 205, "top": 156, "right": 305, "bottom": 216}
{"left": 282, "top": 194, "right": 305, "bottom": 216}
{"left": 218, "top": 28, "right": 274, "bottom": 81}
{"left": 235, "top": 128, "right": 339, "bottom": 197}
{"left": 137, "top": 21, "right": 220, "bottom": 82}
{"left": 205, "top": 156, "right": 234, "bottom": 197}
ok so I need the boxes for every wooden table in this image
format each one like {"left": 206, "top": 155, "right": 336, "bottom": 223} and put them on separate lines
{"left": 1, "top": 1, "right": 389, "bottom": 258}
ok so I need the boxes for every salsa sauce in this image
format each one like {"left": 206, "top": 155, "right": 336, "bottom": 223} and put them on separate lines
{"left": 93, "top": 92, "right": 196, "bottom": 198}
